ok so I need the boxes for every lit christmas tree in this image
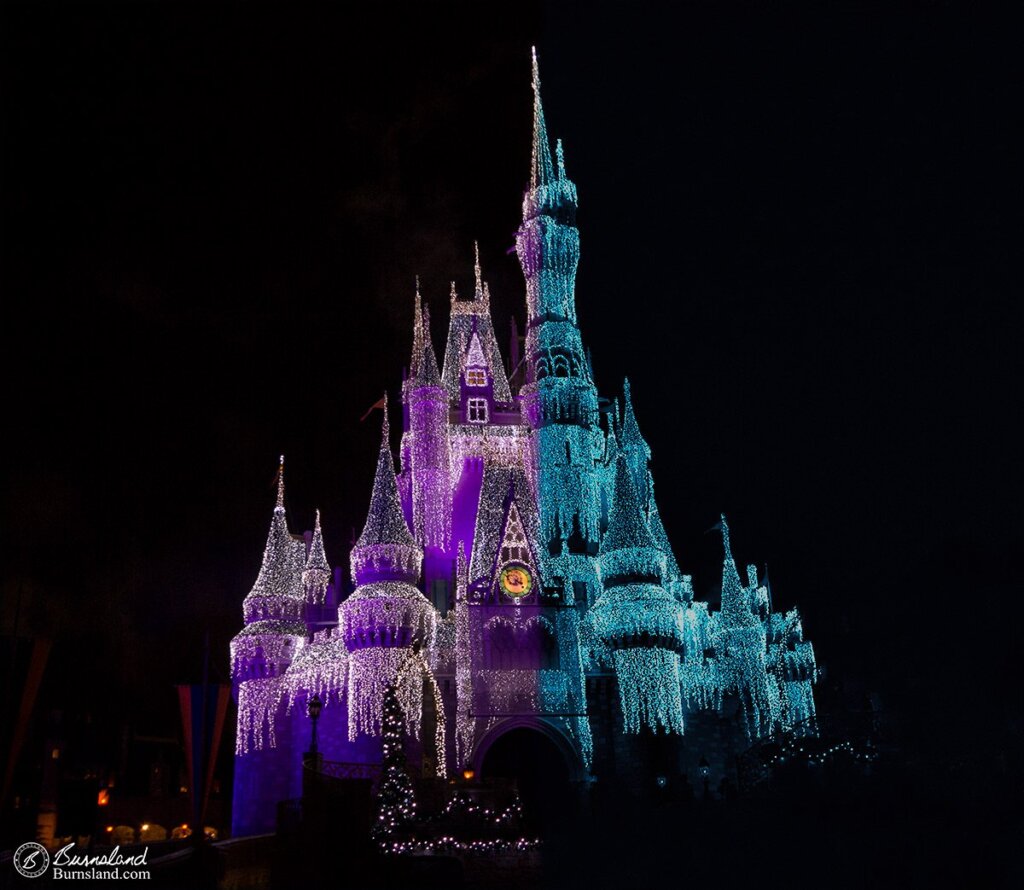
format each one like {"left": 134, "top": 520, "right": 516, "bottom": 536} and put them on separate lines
{"left": 373, "top": 684, "right": 417, "bottom": 845}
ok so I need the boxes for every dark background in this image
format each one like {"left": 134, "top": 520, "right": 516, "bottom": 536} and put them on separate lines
{"left": 2, "top": 0, "right": 1020, "bottom": 776}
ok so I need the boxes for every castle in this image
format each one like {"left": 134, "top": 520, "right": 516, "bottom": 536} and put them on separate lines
{"left": 229, "top": 51, "right": 818, "bottom": 837}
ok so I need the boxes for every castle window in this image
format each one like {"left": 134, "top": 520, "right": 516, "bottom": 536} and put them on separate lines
{"left": 466, "top": 368, "right": 487, "bottom": 387}
{"left": 467, "top": 397, "right": 488, "bottom": 423}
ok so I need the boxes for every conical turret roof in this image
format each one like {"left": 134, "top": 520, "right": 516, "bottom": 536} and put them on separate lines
{"left": 719, "top": 514, "right": 756, "bottom": 627}
{"left": 411, "top": 304, "right": 442, "bottom": 389}
{"left": 243, "top": 456, "right": 306, "bottom": 622}
{"left": 350, "top": 400, "right": 422, "bottom": 585}
{"left": 356, "top": 403, "right": 417, "bottom": 550}
{"left": 601, "top": 455, "right": 657, "bottom": 555}
{"left": 305, "top": 509, "right": 330, "bottom": 572}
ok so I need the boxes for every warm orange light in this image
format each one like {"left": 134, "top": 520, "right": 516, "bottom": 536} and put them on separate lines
{"left": 141, "top": 823, "right": 150, "bottom": 831}
{"left": 105, "top": 826, "right": 113, "bottom": 832}
{"left": 462, "top": 768, "right": 476, "bottom": 781}
{"left": 97, "top": 789, "right": 110, "bottom": 806}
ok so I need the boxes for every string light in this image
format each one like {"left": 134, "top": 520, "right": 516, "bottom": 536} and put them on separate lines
{"left": 231, "top": 50, "right": 821, "bottom": 835}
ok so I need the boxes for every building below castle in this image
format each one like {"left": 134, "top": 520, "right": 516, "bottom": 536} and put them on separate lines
{"left": 229, "top": 51, "right": 818, "bottom": 838}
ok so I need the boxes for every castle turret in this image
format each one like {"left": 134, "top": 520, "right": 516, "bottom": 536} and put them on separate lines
{"left": 619, "top": 379, "right": 652, "bottom": 504}
{"left": 338, "top": 401, "right": 437, "bottom": 739}
{"left": 302, "top": 509, "right": 332, "bottom": 604}
{"left": 516, "top": 48, "right": 601, "bottom": 576}
{"left": 407, "top": 304, "right": 450, "bottom": 553}
{"left": 713, "top": 515, "right": 775, "bottom": 738}
{"left": 440, "top": 247, "right": 512, "bottom": 408}
{"left": 232, "top": 454, "right": 307, "bottom": 766}
{"left": 588, "top": 456, "right": 685, "bottom": 734}
{"left": 232, "top": 457, "right": 307, "bottom": 684}
{"left": 406, "top": 299, "right": 452, "bottom": 609}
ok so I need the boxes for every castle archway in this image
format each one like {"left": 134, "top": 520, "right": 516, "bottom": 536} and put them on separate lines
{"left": 474, "top": 719, "right": 581, "bottom": 832}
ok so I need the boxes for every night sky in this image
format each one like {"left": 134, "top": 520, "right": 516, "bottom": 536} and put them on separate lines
{"left": 3, "top": 3, "right": 1020, "bottom": 751}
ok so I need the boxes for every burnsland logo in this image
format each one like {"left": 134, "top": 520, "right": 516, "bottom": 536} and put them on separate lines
{"left": 12, "top": 842, "right": 151, "bottom": 880}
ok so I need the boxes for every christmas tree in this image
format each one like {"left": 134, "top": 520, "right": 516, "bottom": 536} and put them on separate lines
{"left": 373, "top": 684, "right": 417, "bottom": 845}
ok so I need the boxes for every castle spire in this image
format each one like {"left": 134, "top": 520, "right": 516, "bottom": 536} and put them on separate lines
{"left": 243, "top": 455, "right": 305, "bottom": 621}
{"left": 276, "top": 454, "right": 286, "bottom": 511}
{"left": 409, "top": 278, "right": 424, "bottom": 379}
{"left": 440, "top": 250, "right": 511, "bottom": 403}
{"left": 530, "top": 46, "right": 555, "bottom": 190}
{"left": 718, "top": 514, "right": 755, "bottom": 626}
{"left": 356, "top": 397, "right": 412, "bottom": 547}
{"left": 601, "top": 454, "right": 659, "bottom": 557}
{"left": 302, "top": 508, "right": 332, "bottom": 602}
{"left": 415, "top": 305, "right": 442, "bottom": 388}
{"left": 473, "top": 241, "right": 484, "bottom": 301}
{"left": 350, "top": 396, "right": 421, "bottom": 585}
{"left": 620, "top": 380, "right": 650, "bottom": 458}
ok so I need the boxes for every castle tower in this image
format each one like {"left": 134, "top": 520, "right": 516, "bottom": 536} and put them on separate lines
{"left": 441, "top": 246, "right": 512, "bottom": 413}
{"left": 516, "top": 50, "right": 601, "bottom": 582}
{"left": 231, "top": 457, "right": 307, "bottom": 686}
{"left": 402, "top": 293, "right": 452, "bottom": 609}
{"left": 714, "top": 515, "right": 775, "bottom": 739}
{"left": 338, "top": 402, "right": 437, "bottom": 741}
{"left": 589, "top": 455, "right": 686, "bottom": 734}
{"left": 302, "top": 508, "right": 331, "bottom": 604}
{"left": 230, "top": 457, "right": 308, "bottom": 836}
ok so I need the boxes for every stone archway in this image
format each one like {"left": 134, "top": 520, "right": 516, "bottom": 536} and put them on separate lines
{"left": 473, "top": 719, "right": 583, "bottom": 833}
{"left": 473, "top": 717, "right": 583, "bottom": 782}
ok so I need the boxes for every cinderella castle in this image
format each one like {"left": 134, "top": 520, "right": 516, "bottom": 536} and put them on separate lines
{"left": 229, "top": 51, "right": 818, "bottom": 837}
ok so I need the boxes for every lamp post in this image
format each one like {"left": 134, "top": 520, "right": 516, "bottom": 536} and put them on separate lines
{"left": 699, "top": 755, "right": 710, "bottom": 802}
{"left": 307, "top": 694, "right": 323, "bottom": 762}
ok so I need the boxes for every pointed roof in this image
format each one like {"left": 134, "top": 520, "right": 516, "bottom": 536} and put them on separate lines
{"left": 719, "top": 514, "right": 756, "bottom": 627}
{"left": 473, "top": 241, "right": 486, "bottom": 301}
{"left": 411, "top": 304, "right": 442, "bottom": 389}
{"left": 601, "top": 455, "right": 658, "bottom": 555}
{"left": 647, "top": 495, "right": 682, "bottom": 581}
{"left": 355, "top": 398, "right": 417, "bottom": 551}
{"left": 409, "top": 279, "right": 424, "bottom": 379}
{"left": 620, "top": 379, "right": 651, "bottom": 461}
{"left": 350, "top": 399, "right": 422, "bottom": 587}
{"left": 465, "top": 329, "right": 487, "bottom": 369}
{"left": 530, "top": 47, "right": 555, "bottom": 190}
{"left": 469, "top": 467, "right": 542, "bottom": 584}
{"left": 440, "top": 247, "right": 512, "bottom": 402}
{"left": 244, "top": 456, "right": 306, "bottom": 611}
{"left": 304, "top": 509, "right": 331, "bottom": 574}
{"left": 522, "top": 49, "right": 577, "bottom": 222}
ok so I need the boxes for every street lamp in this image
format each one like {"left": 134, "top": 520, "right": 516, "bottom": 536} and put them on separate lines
{"left": 307, "top": 694, "right": 322, "bottom": 757}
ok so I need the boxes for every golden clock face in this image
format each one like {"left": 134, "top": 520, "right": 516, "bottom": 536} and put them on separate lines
{"left": 499, "top": 565, "right": 533, "bottom": 599}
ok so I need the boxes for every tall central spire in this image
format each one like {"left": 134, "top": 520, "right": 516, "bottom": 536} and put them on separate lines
{"left": 531, "top": 47, "right": 555, "bottom": 190}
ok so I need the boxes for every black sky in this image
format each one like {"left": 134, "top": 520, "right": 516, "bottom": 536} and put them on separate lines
{"left": 2, "top": 2, "right": 1021, "bottom": 742}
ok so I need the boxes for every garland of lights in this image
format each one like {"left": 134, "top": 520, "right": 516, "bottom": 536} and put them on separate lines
{"left": 347, "top": 648, "right": 420, "bottom": 741}
{"left": 454, "top": 544, "right": 474, "bottom": 768}
{"left": 230, "top": 51, "right": 826, "bottom": 818}
{"left": 395, "top": 649, "right": 448, "bottom": 779}
{"left": 235, "top": 677, "right": 283, "bottom": 755}
{"left": 282, "top": 629, "right": 348, "bottom": 711}
{"left": 613, "top": 648, "right": 684, "bottom": 735}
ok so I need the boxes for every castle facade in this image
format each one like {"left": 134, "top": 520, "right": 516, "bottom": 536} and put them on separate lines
{"left": 229, "top": 52, "right": 817, "bottom": 837}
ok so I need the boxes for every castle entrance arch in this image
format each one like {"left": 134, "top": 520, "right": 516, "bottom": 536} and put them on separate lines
{"left": 474, "top": 719, "right": 582, "bottom": 832}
